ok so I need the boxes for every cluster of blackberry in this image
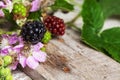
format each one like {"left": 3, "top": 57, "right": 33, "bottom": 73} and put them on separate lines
{"left": 20, "top": 16, "right": 66, "bottom": 44}
{"left": 12, "top": 3, "right": 66, "bottom": 45}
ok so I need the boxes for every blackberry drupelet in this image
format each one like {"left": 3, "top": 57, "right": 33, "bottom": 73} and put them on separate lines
{"left": 44, "top": 16, "right": 66, "bottom": 36}
{"left": 20, "top": 21, "right": 46, "bottom": 44}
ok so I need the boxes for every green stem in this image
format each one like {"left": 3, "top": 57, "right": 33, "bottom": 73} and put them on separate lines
{"left": 0, "top": 19, "right": 6, "bottom": 23}
{"left": 67, "top": 23, "right": 81, "bottom": 32}
{"left": 67, "top": 12, "right": 81, "bottom": 24}
{"left": 66, "top": 11, "right": 81, "bottom": 32}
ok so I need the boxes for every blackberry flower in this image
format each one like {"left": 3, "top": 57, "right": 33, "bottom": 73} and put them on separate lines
{"left": 30, "top": 0, "right": 42, "bottom": 12}
{"left": 19, "top": 42, "right": 47, "bottom": 69}
{"left": 0, "top": 34, "right": 24, "bottom": 56}
{"left": 0, "top": 0, "right": 13, "bottom": 17}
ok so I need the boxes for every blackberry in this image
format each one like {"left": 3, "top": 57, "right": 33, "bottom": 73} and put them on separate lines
{"left": 20, "top": 21, "right": 46, "bottom": 44}
{"left": 44, "top": 16, "right": 66, "bottom": 36}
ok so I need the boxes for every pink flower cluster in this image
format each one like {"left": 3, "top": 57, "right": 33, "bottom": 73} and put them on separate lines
{"left": 0, "top": 0, "right": 42, "bottom": 17}
{"left": 0, "top": 34, "right": 47, "bottom": 70}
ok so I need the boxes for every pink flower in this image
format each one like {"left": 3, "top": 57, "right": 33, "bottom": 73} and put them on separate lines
{"left": 19, "top": 42, "right": 47, "bottom": 69}
{"left": 0, "top": 34, "right": 47, "bottom": 70}
{"left": 9, "top": 61, "right": 19, "bottom": 70}
{"left": 31, "top": 42, "right": 43, "bottom": 51}
{"left": 19, "top": 54, "right": 26, "bottom": 68}
{"left": 26, "top": 56, "right": 39, "bottom": 69}
{"left": 0, "top": 10, "right": 5, "bottom": 17}
{"left": 0, "top": 1, "right": 5, "bottom": 8}
{"left": 32, "top": 51, "right": 46, "bottom": 62}
{"left": 0, "top": 34, "right": 24, "bottom": 56}
{"left": 0, "top": 0, "right": 13, "bottom": 17}
{"left": 30, "top": 0, "right": 42, "bottom": 12}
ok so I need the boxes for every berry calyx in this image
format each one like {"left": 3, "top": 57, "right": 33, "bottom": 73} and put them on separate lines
{"left": 42, "top": 31, "right": 51, "bottom": 43}
{"left": 20, "top": 21, "right": 46, "bottom": 44}
{"left": 44, "top": 16, "right": 66, "bottom": 36}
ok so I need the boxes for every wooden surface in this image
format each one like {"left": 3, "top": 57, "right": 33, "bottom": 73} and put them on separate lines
{"left": 11, "top": 0, "right": 120, "bottom": 79}
{"left": 19, "top": 28, "right": 120, "bottom": 80}
{"left": 12, "top": 70, "right": 32, "bottom": 80}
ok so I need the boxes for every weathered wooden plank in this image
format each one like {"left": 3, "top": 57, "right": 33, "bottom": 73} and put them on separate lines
{"left": 18, "top": 0, "right": 120, "bottom": 79}
{"left": 19, "top": 28, "right": 120, "bottom": 80}
{"left": 12, "top": 70, "right": 32, "bottom": 80}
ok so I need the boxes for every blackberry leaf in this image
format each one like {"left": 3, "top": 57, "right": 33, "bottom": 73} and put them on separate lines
{"left": 28, "top": 10, "right": 42, "bottom": 21}
{"left": 82, "top": 0, "right": 120, "bottom": 63}
{"left": 81, "top": 0, "right": 104, "bottom": 51}
{"left": 51, "top": 0, "right": 74, "bottom": 11}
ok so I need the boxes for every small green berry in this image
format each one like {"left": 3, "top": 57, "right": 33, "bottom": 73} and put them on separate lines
{"left": 3, "top": 56, "right": 12, "bottom": 66}
{"left": 13, "top": 3, "right": 27, "bottom": 18}
{"left": 0, "top": 68, "right": 11, "bottom": 77}
{"left": 5, "top": 74, "right": 13, "bottom": 80}
{"left": 41, "top": 47, "right": 46, "bottom": 52}
{"left": 42, "top": 31, "right": 52, "bottom": 43}
{"left": 0, "top": 57, "right": 4, "bottom": 66}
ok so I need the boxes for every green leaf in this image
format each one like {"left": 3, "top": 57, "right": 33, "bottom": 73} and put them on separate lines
{"left": 51, "top": 0, "right": 74, "bottom": 11}
{"left": 101, "top": 27, "right": 120, "bottom": 44}
{"left": 100, "top": 27, "right": 120, "bottom": 62}
{"left": 81, "top": 0, "right": 104, "bottom": 51}
{"left": 2, "top": 9, "right": 14, "bottom": 22}
{"left": 28, "top": 10, "right": 42, "bottom": 21}
{"left": 82, "top": 0, "right": 104, "bottom": 33}
{"left": 99, "top": 0, "right": 120, "bottom": 18}
{"left": 81, "top": 0, "right": 120, "bottom": 63}
{"left": 2, "top": 9, "right": 18, "bottom": 31}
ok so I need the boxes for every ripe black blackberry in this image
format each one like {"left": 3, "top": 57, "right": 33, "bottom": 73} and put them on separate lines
{"left": 20, "top": 21, "right": 46, "bottom": 44}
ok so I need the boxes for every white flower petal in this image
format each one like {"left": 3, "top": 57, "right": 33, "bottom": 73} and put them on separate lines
{"left": 19, "top": 55, "right": 27, "bottom": 68}
{"left": 31, "top": 42, "right": 44, "bottom": 51}
{"left": 33, "top": 51, "right": 47, "bottom": 62}
{"left": 26, "top": 56, "right": 39, "bottom": 69}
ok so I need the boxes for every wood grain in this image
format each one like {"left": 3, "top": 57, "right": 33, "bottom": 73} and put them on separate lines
{"left": 19, "top": 29, "right": 120, "bottom": 80}
{"left": 12, "top": 70, "right": 32, "bottom": 80}
{"left": 13, "top": 0, "right": 120, "bottom": 79}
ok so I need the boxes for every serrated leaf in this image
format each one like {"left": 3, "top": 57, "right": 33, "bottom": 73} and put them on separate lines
{"left": 101, "top": 27, "right": 120, "bottom": 44}
{"left": 99, "top": 0, "right": 120, "bottom": 18}
{"left": 51, "top": 0, "right": 74, "bottom": 11}
{"left": 82, "top": 0, "right": 104, "bottom": 32}
{"left": 81, "top": 0, "right": 120, "bottom": 63}
{"left": 81, "top": 0, "right": 104, "bottom": 51}
{"left": 100, "top": 27, "right": 120, "bottom": 62}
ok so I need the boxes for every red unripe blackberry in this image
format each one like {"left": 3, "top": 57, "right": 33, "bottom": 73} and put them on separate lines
{"left": 44, "top": 16, "right": 66, "bottom": 36}
{"left": 20, "top": 21, "right": 46, "bottom": 44}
